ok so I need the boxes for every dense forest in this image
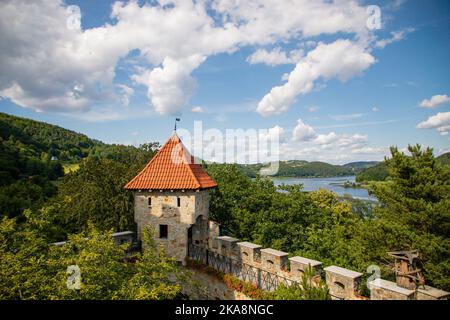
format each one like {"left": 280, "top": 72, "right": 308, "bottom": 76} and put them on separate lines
{"left": 0, "top": 112, "right": 158, "bottom": 225}
{"left": 355, "top": 162, "right": 389, "bottom": 182}
{"left": 0, "top": 113, "right": 449, "bottom": 298}
{"left": 356, "top": 152, "right": 450, "bottom": 182}
{"left": 343, "top": 161, "right": 379, "bottom": 172}
{"left": 206, "top": 145, "right": 450, "bottom": 292}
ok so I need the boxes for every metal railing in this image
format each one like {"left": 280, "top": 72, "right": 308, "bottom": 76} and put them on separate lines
{"left": 188, "top": 244, "right": 298, "bottom": 291}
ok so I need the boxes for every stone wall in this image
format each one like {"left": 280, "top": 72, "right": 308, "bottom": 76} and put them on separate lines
{"left": 133, "top": 190, "right": 210, "bottom": 263}
{"left": 131, "top": 189, "right": 449, "bottom": 300}
{"left": 203, "top": 235, "right": 449, "bottom": 300}
{"left": 183, "top": 268, "right": 252, "bottom": 300}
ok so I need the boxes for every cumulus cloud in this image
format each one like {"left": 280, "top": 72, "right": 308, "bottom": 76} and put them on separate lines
{"left": 417, "top": 112, "right": 450, "bottom": 135}
{"left": 191, "top": 106, "right": 204, "bottom": 113}
{"left": 117, "top": 84, "right": 134, "bottom": 107}
{"left": 351, "top": 146, "right": 388, "bottom": 155}
{"left": 282, "top": 124, "right": 384, "bottom": 163}
{"left": 419, "top": 94, "right": 450, "bottom": 109}
{"left": 375, "top": 28, "right": 415, "bottom": 49}
{"left": 247, "top": 47, "right": 303, "bottom": 66}
{"left": 143, "top": 55, "right": 205, "bottom": 116}
{"left": 256, "top": 40, "right": 376, "bottom": 116}
{"left": 417, "top": 112, "right": 450, "bottom": 129}
{"left": 292, "top": 118, "right": 368, "bottom": 148}
{"left": 292, "top": 119, "right": 317, "bottom": 141}
{"left": 0, "top": 0, "right": 375, "bottom": 118}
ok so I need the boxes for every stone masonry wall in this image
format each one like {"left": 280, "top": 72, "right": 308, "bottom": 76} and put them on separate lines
{"left": 134, "top": 190, "right": 210, "bottom": 263}
{"left": 183, "top": 268, "right": 252, "bottom": 300}
{"left": 204, "top": 232, "right": 449, "bottom": 300}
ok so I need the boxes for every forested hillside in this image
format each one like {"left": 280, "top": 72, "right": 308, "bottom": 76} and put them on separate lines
{"left": 1, "top": 113, "right": 449, "bottom": 298}
{"left": 356, "top": 151, "right": 450, "bottom": 182}
{"left": 0, "top": 112, "right": 158, "bottom": 225}
{"left": 0, "top": 112, "right": 103, "bottom": 163}
{"left": 356, "top": 162, "right": 389, "bottom": 182}
{"left": 237, "top": 160, "right": 354, "bottom": 178}
{"left": 437, "top": 152, "right": 450, "bottom": 165}
{"left": 206, "top": 145, "right": 450, "bottom": 291}
{"left": 343, "top": 161, "right": 379, "bottom": 172}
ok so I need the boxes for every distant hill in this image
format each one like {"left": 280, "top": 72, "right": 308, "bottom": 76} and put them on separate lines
{"left": 237, "top": 160, "right": 354, "bottom": 178}
{"left": 355, "top": 152, "right": 450, "bottom": 182}
{"left": 437, "top": 152, "right": 450, "bottom": 165}
{"left": 343, "top": 161, "right": 379, "bottom": 173}
{"left": 355, "top": 162, "right": 389, "bottom": 182}
{"left": 0, "top": 112, "right": 153, "bottom": 219}
{"left": 0, "top": 112, "right": 104, "bottom": 163}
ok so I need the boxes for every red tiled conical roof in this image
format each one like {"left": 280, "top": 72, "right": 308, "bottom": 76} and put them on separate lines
{"left": 124, "top": 133, "right": 217, "bottom": 190}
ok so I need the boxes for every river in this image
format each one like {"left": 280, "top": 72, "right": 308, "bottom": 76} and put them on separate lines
{"left": 271, "top": 176, "right": 376, "bottom": 201}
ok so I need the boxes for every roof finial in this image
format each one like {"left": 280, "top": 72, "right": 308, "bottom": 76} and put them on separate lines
{"left": 174, "top": 117, "right": 180, "bottom": 132}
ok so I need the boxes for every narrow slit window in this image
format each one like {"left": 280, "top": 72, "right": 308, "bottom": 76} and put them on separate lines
{"left": 177, "top": 197, "right": 181, "bottom": 207}
{"left": 159, "top": 225, "right": 168, "bottom": 239}
{"left": 148, "top": 197, "right": 152, "bottom": 207}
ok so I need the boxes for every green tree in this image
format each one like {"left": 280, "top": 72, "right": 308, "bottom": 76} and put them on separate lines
{"left": 274, "top": 266, "right": 331, "bottom": 300}
{"left": 117, "top": 228, "right": 190, "bottom": 300}
{"left": 368, "top": 145, "right": 450, "bottom": 290}
{"left": 0, "top": 217, "right": 187, "bottom": 300}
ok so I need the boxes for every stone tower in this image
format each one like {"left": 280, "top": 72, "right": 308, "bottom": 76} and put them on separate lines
{"left": 124, "top": 133, "right": 217, "bottom": 264}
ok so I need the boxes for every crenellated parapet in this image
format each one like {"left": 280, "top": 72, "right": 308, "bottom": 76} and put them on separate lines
{"left": 324, "top": 266, "right": 363, "bottom": 300}
{"left": 204, "top": 235, "right": 449, "bottom": 300}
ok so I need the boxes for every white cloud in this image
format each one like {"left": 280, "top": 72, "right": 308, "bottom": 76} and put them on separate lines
{"left": 292, "top": 119, "right": 317, "bottom": 141}
{"left": 351, "top": 146, "right": 388, "bottom": 155}
{"left": 329, "top": 113, "right": 363, "bottom": 121}
{"left": 417, "top": 112, "right": 450, "bottom": 135}
{"left": 315, "top": 132, "right": 339, "bottom": 145}
{"left": 0, "top": 0, "right": 374, "bottom": 118}
{"left": 419, "top": 94, "right": 450, "bottom": 109}
{"left": 372, "top": 106, "right": 380, "bottom": 112}
{"left": 259, "top": 125, "right": 285, "bottom": 143}
{"left": 292, "top": 118, "right": 368, "bottom": 149}
{"left": 145, "top": 55, "right": 205, "bottom": 116}
{"left": 256, "top": 39, "right": 376, "bottom": 116}
{"left": 279, "top": 138, "right": 387, "bottom": 164}
{"left": 375, "top": 28, "right": 415, "bottom": 49}
{"left": 212, "top": 0, "right": 369, "bottom": 40}
{"left": 191, "top": 106, "right": 204, "bottom": 113}
{"left": 307, "top": 105, "right": 319, "bottom": 112}
{"left": 117, "top": 84, "right": 134, "bottom": 107}
{"left": 438, "top": 127, "right": 450, "bottom": 136}
{"left": 247, "top": 47, "right": 303, "bottom": 66}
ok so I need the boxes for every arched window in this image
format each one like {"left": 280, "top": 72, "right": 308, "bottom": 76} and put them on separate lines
{"left": 334, "top": 281, "right": 346, "bottom": 298}
{"left": 335, "top": 282, "right": 345, "bottom": 290}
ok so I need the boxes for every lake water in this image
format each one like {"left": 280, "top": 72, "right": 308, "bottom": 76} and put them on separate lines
{"left": 271, "top": 176, "right": 376, "bottom": 201}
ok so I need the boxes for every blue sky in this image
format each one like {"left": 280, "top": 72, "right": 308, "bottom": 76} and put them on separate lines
{"left": 0, "top": 0, "right": 449, "bottom": 164}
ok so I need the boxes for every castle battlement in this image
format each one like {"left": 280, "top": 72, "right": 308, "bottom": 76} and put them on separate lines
{"left": 126, "top": 132, "right": 449, "bottom": 301}
{"left": 193, "top": 231, "right": 449, "bottom": 300}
